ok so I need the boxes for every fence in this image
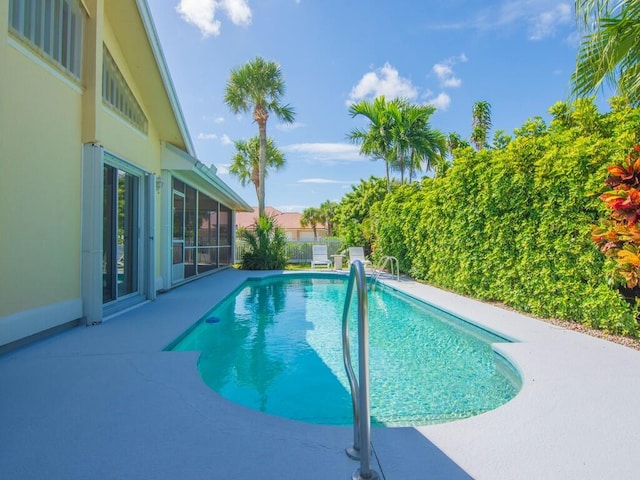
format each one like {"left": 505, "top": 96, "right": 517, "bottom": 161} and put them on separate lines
{"left": 235, "top": 238, "right": 344, "bottom": 264}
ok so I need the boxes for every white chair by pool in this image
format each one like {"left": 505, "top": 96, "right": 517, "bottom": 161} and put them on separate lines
{"left": 311, "top": 245, "right": 332, "bottom": 269}
{"left": 348, "top": 247, "right": 372, "bottom": 269}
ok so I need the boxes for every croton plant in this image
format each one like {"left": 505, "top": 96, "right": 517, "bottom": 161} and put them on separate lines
{"left": 592, "top": 145, "right": 640, "bottom": 288}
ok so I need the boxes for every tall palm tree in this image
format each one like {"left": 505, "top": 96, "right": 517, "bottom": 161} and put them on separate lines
{"left": 229, "top": 136, "right": 285, "bottom": 204}
{"left": 224, "top": 57, "right": 295, "bottom": 217}
{"left": 471, "top": 101, "right": 492, "bottom": 150}
{"left": 300, "top": 207, "right": 324, "bottom": 241}
{"left": 348, "top": 96, "right": 394, "bottom": 192}
{"left": 572, "top": 0, "right": 640, "bottom": 103}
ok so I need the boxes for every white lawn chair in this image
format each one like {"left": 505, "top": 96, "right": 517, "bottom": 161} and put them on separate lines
{"left": 311, "top": 245, "right": 332, "bottom": 269}
{"left": 348, "top": 247, "right": 372, "bottom": 269}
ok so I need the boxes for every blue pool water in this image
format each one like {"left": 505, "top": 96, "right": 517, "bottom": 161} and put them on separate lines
{"left": 169, "top": 274, "right": 520, "bottom": 426}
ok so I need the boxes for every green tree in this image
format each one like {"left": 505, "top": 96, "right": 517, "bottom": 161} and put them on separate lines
{"left": 334, "top": 176, "right": 388, "bottom": 255}
{"left": 471, "top": 101, "right": 492, "bottom": 150}
{"left": 300, "top": 207, "right": 324, "bottom": 241}
{"left": 230, "top": 136, "right": 285, "bottom": 204}
{"left": 348, "top": 96, "right": 394, "bottom": 192}
{"left": 318, "top": 200, "right": 338, "bottom": 237}
{"left": 224, "top": 57, "right": 295, "bottom": 217}
{"left": 572, "top": 0, "right": 640, "bottom": 103}
{"left": 387, "top": 101, "right": 445, "bottom": 183}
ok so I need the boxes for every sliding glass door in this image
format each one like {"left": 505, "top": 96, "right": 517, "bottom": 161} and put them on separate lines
{"left": 103, "top": 164, "right": 139, "bottom": 303}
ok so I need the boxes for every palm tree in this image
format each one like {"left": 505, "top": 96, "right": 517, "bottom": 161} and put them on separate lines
{"left": 471, "top": 101, "right": 492, "bottom": 150}
{"left": 348, "top": 96, "right": 394, "bottom": 192}
{"left": 572, "top": 0, "right": 640, "bottom": 103}
{"left": 300, "top": 207, "right": 324, "bottom": 241}
{"left": 229, "top": 136, "right": 285, "bottom": 203}
{"left": 224, "top": 57, "right": 295, "bottom": 217}
{"left": 400, "top": 103, "right": 446, "bottom": 182}
{"left": 318, "top": 200, "right": 338, "bottom": 237}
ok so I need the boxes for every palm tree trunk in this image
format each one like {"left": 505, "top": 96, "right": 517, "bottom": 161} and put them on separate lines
{"left": 258, "top": 121, "right": 267, "bottom": 217}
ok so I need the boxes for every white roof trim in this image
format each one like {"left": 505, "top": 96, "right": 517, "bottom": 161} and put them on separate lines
{"left": 135, "top": 0, "right": 196, "bottom": 156}
{"left": 162, "top": 143, "right": 252, "bottom": 211}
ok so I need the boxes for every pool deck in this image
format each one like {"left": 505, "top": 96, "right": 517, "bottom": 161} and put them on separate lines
{"left": 1, "top": 268, "right": 639, "bottom": 479}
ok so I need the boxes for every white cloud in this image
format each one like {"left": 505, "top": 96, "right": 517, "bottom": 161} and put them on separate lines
{"left": 197, "top": 132, "right": 233, "bottom": 145}
{"left": 214, "top": 116, "right": 225, "bottom": 124}
{"left": 276, "top": 121, "right": 305, "bottom": 132}
{"left": 198, "top": 132, "right": 218, "bottom": 140}
{"left": 214, "top": 163, "right": 230, "bottom": 175}
{"left": 348, "top": 63, "right": 418, "bottom": 104}
{"left": 282, "top": 143, "right": 365, "bottom": 163}
{"left": 176, "top": 0, "right": 221, "bottom": 37}
{"left": 427, "top": 92, "right": 451, "bottom": 111}
{"left": 528, "top": 3, "right": 572, "bottom": 40}
{"left": 176, "top": 0, "right": 252, "bottom": 37}
{"left": 432, "top": 54, "right": 467, "bottom": 89}
{"left": 219, "top": 0, "right": 252, "bottom": 25}
{"left": 426, "top": 1, "right": 573, "bottom": 41}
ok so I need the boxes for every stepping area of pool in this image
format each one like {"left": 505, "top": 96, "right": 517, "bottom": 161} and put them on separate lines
{"left": 1, "top": 268, "right": 639, "bottom": 479}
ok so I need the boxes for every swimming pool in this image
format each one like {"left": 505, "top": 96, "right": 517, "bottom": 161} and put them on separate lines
{"left": 169, "top": 273, "right": 521, "bottom": 426}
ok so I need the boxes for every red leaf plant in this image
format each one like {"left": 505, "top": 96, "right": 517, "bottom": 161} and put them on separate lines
{"left": 592, "top": 144, "right": 640, "bottom": 288}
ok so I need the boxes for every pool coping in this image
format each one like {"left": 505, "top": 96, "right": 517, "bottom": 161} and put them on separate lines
{"left": 1, "top": 268, "right": 639, "bottom": 479}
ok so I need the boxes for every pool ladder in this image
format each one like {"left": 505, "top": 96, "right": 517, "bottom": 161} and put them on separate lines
{"left": 342, "top": 260, "right": 380, "bottom": 480}
{"left": 372, "top": 255, "right": 400, "bottom": 283}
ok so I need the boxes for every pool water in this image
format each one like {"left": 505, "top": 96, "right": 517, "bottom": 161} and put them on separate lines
{"left": 169, "top": 274, "right": 520, "bottom": 426}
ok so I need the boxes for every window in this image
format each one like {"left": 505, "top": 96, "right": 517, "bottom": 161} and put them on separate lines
{"left": 9, "top": 0, "right": 84, "bottom": 81}
{"left": 102, "top": 45, "right": 148, "bottom": 133}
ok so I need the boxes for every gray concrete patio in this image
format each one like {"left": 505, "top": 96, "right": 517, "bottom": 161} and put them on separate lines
{"left": 1, "top": 268, "right": 639, "bottom": 479}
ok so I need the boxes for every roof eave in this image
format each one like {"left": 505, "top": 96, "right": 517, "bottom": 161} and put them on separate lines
{"left": 135, "top": 0, "right": 196, "bottom": 156}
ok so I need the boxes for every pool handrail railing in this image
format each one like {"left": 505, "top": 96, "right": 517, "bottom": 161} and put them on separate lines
{"left": 342, "top": 260, "right": 379, "bottom": 480}
{"left": 372, "top": 255, "right": 400, "bottom": 282}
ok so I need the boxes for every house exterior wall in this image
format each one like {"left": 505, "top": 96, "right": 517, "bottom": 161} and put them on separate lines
{"left": 0, "top": 0, "right": 250, "bottom": 349}
{"left": 1, "top": 1, "right": 84, "bottom": 342}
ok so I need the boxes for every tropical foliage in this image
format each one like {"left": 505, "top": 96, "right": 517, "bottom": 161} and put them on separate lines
{"left": 346, "top": 98, "right": 640, "bottom": 335}
{"left": 471, "top": 100, "right": 492, "bottom": 149}
{"left": 348, "top": 96, "right": 446, "bottom": 191}
{"left": 300, "top": 207, "right": 324, "bottom": 240}
{"left": 224, "top": 56, "right": 295, "bottom": 216}
{"left": 238, "top": 215, "right": 287, "bottom": 270}
{"left": 572, "top": 0, "right": 640, "bottom": 104}
{"left": 592, "top": 144, "right": 640, "bottom": 288}
{"left": 333, "top": 176, "right": 388, "bottom": 256}
{"left": 230, "top": 136, "right": 285, "bottom": 201}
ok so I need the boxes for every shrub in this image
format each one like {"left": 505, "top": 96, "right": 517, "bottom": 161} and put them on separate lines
{"left": 374, "top": 98, "right": 640, "bottom": 336}
{"left": 239, "top": 215, "right": 287, "bottom": 270}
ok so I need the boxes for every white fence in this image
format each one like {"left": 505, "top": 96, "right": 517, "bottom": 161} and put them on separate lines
{"left": 235, "top": 238, "right": 344, "bottom": 264}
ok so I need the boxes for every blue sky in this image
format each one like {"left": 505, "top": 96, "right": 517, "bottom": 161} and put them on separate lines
{"left": 148, "top": 1, "right": 604, "bottom": 212}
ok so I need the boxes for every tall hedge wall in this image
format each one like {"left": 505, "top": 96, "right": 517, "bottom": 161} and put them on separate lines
{"left": 374, "top": 98, "right": 640, "bottom": 335}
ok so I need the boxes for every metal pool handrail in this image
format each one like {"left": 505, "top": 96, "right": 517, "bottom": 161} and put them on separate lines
{"left": 342, "top": 260, "right": 379, "bottom": 480}
{"left": 372, "top": 255, "right": 400, "bottom": 282}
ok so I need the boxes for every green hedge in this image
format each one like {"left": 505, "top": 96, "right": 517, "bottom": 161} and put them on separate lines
{"left": 374, "top": 98, "right": 640, "bottom": 335}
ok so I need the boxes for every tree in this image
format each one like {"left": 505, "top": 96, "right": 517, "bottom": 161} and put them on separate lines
{"left": 349, "top": 97, "right": 445, "bottom": 189}
{"left": 224, "top": 57, "right": 295, "bottom": 217}
{"left": 572, "top": 0, "right": 640, "bottom": 103}
{"left": 319, "top": 200, "right": 338, "bottom": 237}
{"left": 348, "top": 96, "right": 395, "bottom": 192}
{"left": 230, "top": 136, "right": 286, "bottom": 203}
{"left": 471, "top": 101, "right": 492, "bottom": 150}
{"left": 300, "top": 207, "right": 324, "bottom": 241}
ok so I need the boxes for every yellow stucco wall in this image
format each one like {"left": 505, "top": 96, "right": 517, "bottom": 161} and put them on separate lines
{"left": 1, "top": 35, "right": 83, "bottom": 318}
